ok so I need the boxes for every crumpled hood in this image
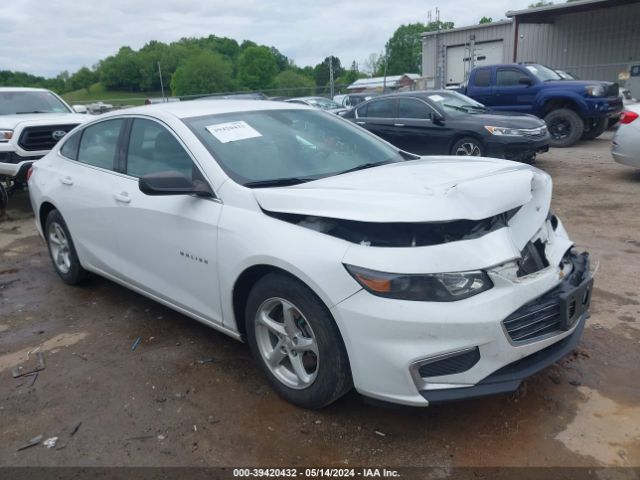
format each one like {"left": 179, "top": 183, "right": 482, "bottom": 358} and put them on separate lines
{"left": 254, "top": 157, "right": 545, "bottom": 223}
{"left": 0, "top": 113, "right": 88, "bottom": 130}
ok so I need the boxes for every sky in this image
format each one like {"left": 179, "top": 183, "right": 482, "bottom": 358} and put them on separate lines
{"left": 0, "top": 0, "right": 534, "bottom": 78}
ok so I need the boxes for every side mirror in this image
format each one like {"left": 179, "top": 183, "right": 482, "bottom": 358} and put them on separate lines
{"left": 518, "top": 77, "right": 533, "bottom": 86}
{"left": 430, "top": 112, "right": 445, "bottom": 124}
{"left": 72, "top": 105, "right": 88, "bottom": 114}
{"left": 139, "top": 171, "right": 213, "bottom": 197}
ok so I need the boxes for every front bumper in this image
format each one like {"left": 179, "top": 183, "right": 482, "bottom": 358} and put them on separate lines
{"left": 420, "top": 310, "right": 588, "bottom": 404}
{"left": 585, "top": 96, "right": 623, "bottom": 118}
{"left": 332, "top": 251, "right": 592, "bottom": 407}
{"left": 0, "top": 151, "right": 43, "bottom": 180}
{"left": 486, "top": 135, "right": 550, "bottom": 161}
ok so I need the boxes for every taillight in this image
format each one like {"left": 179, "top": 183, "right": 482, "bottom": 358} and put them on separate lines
{"left": 620, "top": 111, "right": 639, "bottom": 124}
{"left": 26, "top": 166, "right": 34, "bottom": 182}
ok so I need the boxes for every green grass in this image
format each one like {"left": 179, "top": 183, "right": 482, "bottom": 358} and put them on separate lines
{"left": 62, "top": 83, "right": 162, "bottom": 106}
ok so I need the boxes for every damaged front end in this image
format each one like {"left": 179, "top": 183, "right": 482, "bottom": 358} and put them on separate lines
{"left": 264, "top": 208, "right": 521, "bottom": 248}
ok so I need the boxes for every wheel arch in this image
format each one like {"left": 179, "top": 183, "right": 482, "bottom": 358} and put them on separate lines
{"left": 232, "top": 264, "right": 338, "bottom": 341}
{"left": 38, "top": 201, "right": 58, "bottom": 234}
{"left": 540, "top": 97, "right": 585, "bottom": 118}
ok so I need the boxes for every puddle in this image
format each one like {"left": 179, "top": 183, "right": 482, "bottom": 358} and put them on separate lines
{"left": 0, "top": 332, "right": 87, "bottom": 372}
{"left": 555, "top": 386, "right": 640, "bottom": 466}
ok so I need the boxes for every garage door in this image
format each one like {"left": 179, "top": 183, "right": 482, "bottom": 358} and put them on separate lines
{"left": 446, "top": 40, "right": 504, "bottom": 85}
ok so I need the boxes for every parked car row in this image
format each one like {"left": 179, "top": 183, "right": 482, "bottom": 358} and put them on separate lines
{"left": 341, "top": 90, "right": 549, "bottom": 162}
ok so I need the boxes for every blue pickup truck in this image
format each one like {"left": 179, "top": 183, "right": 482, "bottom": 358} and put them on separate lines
{"left": 459, "top": 63, "right": 623, "bottom": 147}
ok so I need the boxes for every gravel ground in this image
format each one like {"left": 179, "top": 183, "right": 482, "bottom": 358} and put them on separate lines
{"left": 0, "top": 130, "right": 639, "bottom": 471}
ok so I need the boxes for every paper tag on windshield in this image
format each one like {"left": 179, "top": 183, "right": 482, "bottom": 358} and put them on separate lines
{"left": 429, "top": 94, "right": 445, "bottom": 102}
{"left": 206, "top": 121, "right": 262, "bottom": 143}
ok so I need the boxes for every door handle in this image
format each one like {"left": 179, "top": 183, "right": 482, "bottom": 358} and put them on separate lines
{"left": 355, "top": 121, "right": 366, "bottom": 125}
{"left": 59, "top": 176, "right": 73, "bottom": 186}
{"left": 394, "top": 123, "right": 406, "bottom": 127}
{"left": 113, "top": 192, "right": 131, "bottom": 204}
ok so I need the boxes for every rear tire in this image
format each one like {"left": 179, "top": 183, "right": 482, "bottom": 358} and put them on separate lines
{"left": 245, "top": 272, "right": 352, "bottom": 409}
{"left": 44, "top": 209, "right": 88, "bottom": 285}
{"left": 451, "top": 137, "right": 485, "bottom": 157}
{"left": 544, "top": 108, "right": 584, "bottom": 148}
{"left": 581, "top": 117, "right": 607, "bottom": 140}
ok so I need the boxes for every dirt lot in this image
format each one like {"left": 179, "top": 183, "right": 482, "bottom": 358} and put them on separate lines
{"left": 1, "top": 131, "right": 639, "bottom": 472}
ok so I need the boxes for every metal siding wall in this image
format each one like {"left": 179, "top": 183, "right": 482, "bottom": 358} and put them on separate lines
{"left": 422, "top": 22, "right": 514, "bottom": 80}
{"left": 515, "top": 3, "right": 640, "bottom": 82}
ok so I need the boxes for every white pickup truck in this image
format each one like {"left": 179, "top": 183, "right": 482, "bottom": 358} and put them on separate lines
{"left": 0, "top": 87, "right": 88, "bottom": 193}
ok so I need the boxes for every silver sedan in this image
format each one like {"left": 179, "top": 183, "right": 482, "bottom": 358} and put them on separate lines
{"left": 612, "top": 106, "right": 640, "bottom": 168}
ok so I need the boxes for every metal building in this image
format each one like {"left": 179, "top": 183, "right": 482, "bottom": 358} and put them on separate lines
{"left": 421, "top": 0, "right": 640, "bottom": 87}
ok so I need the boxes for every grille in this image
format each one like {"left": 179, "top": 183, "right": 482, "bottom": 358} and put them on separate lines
{"left": 522, "top": 126, "right": 548, "bottom": 139}
{"left": 503, "top": 292, "right": 562, "bottom": 343}
{"left": 417, "top": 347, "right": 481, "bottom": 378}
{"left": 17, "top": 124, "right": 79, "bottom": 152}
{"left": 606, "top": 83, "right": 619, "bottom": 97}
{"left": 504, "top": 252, "right": 590, "bottom": 343}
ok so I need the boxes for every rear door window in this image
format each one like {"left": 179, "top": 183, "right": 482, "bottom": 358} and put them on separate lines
{"left": 361, "top": 99, "right": 395, "bottom": 118}
{"left": 474, "top": 68, "right": 492, "bottom": 87}
{"left": 59, "top": 130, "right": 81, "bottom": 160}
{"left": 77, "top": 119, "right": 124, "bottom": 170}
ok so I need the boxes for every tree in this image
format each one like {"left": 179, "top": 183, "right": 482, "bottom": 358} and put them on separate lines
{"left": 384, "top": 21, "right": 453, "bottom": 76}
{"left": 98, "top": 46, "right": 143, "bottom": 91}
{"left": 362, "top": 53, "right": 384, "bottom": 76}
{"left": 529, "top": 1, "right": 553, "bottom": 6}
{"left": 313, "top": 56, "right": 344, "bottom": 87}
{"left": 236, "top": 46, "right": 279, "bottom": 90}
{"left": 271, "top": 70, "right": 315, "bottom": 96}
{"left": 335, "top": 61, "right": 366, "bottom": 88}
{"left": 479, "top": 16, "right": 493, "bottom": 24}
{"left": 170, "top": 51, "right": 234, "bottom": 96}
{"left": 68, "top": 67, "right": 96, "bottom": 93}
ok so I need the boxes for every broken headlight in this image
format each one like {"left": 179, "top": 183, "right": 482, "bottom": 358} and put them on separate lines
{"left": 344, "top": 265, "right": 493, "bottom": 301}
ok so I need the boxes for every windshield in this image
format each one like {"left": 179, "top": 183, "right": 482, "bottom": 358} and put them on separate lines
{"left": 184, "top": 109, "right": 404, "bottom": 187}
{"left": 0, "top": 91, "right": 71, "bottom": 115}
{"left": 525, "top": 64, "right": 562, "bottom": 82}
{"left": 426, "top": 91, "right": 486, "bottom": 116}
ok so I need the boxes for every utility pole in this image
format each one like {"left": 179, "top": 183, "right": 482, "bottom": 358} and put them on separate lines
{"left": 329, "top": 56, "right": 335, "bottom": 98}
{"left": 158, "top": 61, "right": 166, "bottom": 102}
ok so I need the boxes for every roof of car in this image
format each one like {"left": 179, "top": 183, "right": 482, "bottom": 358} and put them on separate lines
{"left": 365, "top": 90, "right": 455, "bottom": 101}
{"left": 102, "top": 99, "right": 309, "bottom": 119}
{"left": 0, "top": 86, "right": 49, "bottom": 92}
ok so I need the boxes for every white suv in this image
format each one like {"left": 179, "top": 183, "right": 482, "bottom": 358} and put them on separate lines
{"left": 0, "top": 87, "right": 88, "bottom": 185}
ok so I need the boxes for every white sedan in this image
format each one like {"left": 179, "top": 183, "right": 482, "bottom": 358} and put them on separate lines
{"left": 612, "top": 106, "right": 640, "bottom": 168}
{"left": 28, "top": 100, "right": 593, "bottom": 408}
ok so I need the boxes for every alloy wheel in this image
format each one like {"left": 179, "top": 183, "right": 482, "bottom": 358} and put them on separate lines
{"left": 455, "top": 142, "right": 482, "bottom": 156}
{"left": 254, "top": 297, "right": 319, "bottom": 389}
{"left": 548, "top": 118, "right": 571, "bottom": 140}
{"left": 48, "top": 221, "right": 72, "bottom": 274}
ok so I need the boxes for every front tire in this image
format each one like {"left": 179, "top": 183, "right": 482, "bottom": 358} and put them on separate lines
{"left": 451, "top": 137, "right": 485, "bottom": 157}
{"left": 544, "top": 108, "right": 584, "bottom": 147}
{"left": 245, "top": 272, "right": 352, "bottom": 409}
{"left": 44, "top": 209, "right": 88, "bottom": 285}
